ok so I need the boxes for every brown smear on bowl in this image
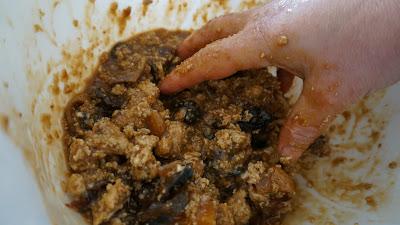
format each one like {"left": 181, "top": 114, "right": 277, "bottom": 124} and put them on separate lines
{"left": 285, "top": 90, "right": 396, "bottom": 225}
{"left": 0, "top": 114, "right": 10, "bottom": 132}
{"left": 118, "top": 7, "right": 132, "bottom": 35}
{"left": 388, "top": 161, "right": 398, "bottom": 169}
{"left": 141, "top": 0, "right": 152, "bottom": 16}
{"left": 73, "top": 20, "right": 79, "bottom": 28}
{"left": 108, "top": 2, "right": 132, "bottom": 35}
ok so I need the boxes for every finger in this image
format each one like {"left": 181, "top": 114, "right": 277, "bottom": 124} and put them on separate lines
{"left": 278, "top": 73, "right": 349, "bottom": 161}
{"left": 178, "top": 11, "right": 251, "bottom": 59}
{"left": 160, "top": 28, "right": 269, "bottom": 94}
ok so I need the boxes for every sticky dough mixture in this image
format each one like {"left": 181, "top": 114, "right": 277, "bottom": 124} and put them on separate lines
{"left": 63, "top": 29, "right": 327, "bottom": 225}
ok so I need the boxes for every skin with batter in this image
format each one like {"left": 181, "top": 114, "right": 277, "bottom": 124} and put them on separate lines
{"left": 160, "top": 0, "right": 400, "bottom": 161}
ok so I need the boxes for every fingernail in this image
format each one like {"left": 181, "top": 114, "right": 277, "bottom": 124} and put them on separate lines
{"left": 158, "top": 78, "right": 171, "bottom": 94}
{"left": 177, "top": 44, "right": 191, "bottom": 59}
{"left": 159, "top": 74, "right": 181, "bottom": 94}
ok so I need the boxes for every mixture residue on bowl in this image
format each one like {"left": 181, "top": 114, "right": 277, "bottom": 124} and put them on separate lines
{"left": 63, "top": 29, "right": 328, "bottom": 225}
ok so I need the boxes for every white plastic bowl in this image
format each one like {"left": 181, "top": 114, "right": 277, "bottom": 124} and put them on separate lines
{"left": 0, "top": 1, "right": 399, "bottom": 225}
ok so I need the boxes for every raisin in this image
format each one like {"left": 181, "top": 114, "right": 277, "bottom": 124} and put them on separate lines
{"left": 133, "top": 181, "right": 160, "bottom": 209}
{"left": 66, "top": 181, "right": 108, "bottom": 214}
{"left": 202, "top": 127, "right": 215, "bottom": 140}
{"left": 173, "top": 100, "right": 202, "bottom": 124}
{"left": 146, "top": 215, "right": 174, "bottom": 225}
{"left": 64, "top": 94, "right": 97, "bottom": 135}
{"left": 137, "top": 191, "right": 189, "bottom": 225}
{"left": 149, "top": 61, "right": 163, "bottom": 83}
{"left": 158, "top": 46, "right": 175, "bottom": 58}
{"left": 238, "top": 107, "right": 272, "bottom": 132}
{"left": 94, "top": 88, "right": 125, "bottom": 108}
{"left": 251, "top": 132, "right": 269, "bottom": 149}
{"left": 76, "top": 111, "right": 94, "bottom": 130}
{"left": 159, "top": 166, "right": 193, "bottom": 201}
{"left": 227, "top": 167, "right": 245, "bottom": 177}
{"left": 92, "top": 87, "right": 125, "bottom": 117}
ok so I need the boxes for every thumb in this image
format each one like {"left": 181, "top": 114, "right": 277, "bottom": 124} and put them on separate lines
{"left": 278, "top": 73, "right": 348, "bottom": 161}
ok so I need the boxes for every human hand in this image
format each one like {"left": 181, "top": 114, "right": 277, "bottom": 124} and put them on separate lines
{"left": 160, "top": 0, "right": 400, "bottom": 161}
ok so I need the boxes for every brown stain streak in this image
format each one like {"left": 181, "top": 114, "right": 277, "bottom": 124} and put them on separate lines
{"left": 0, "top": 114, "right": 9, "bottom": 132}
{"left": 216, "top": 0, "right": 228, "bottom": 9}
{"left": 142, "top": 0, "right": 152, "bottom": 16}
{"left": 388, "top": 161, "right": 397, "bottom": 169}
{"left": 118, "top": 7, "right": 131, "bottom": 35}
{"left": 109, "top": 2, "right": 118, "bottom": 17}
{"left": 331, "top": 156, "right": 347, "bottom": 166}
{"left": 40, "top": 113, "right": 52, "bottom": 130}
{"left": 34, "top": 24, "right": 44, "bottom": 32}
{"left": 365, "top": 196, "right": 377, "bottom": 208}
{"left": 72, "top": 19, "right": 79, "bottom": 28}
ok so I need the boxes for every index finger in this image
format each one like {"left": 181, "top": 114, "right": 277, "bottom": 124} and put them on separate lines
{"left": 159, "top": 28, "right": 269, "bottom": 94}
{"left": 178, "top": 11, "right": 250, "bottom": 59}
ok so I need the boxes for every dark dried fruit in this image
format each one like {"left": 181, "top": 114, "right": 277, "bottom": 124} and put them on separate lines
{"left": 130, "top": 181, "right": 160, "bottom": 211}
{"left": 102, "top": 43, "right": 147, "bottom": 84}
{"left": 238, "top": 107, "right": 272, "bottom": 132}
{"left": 64, "top": 94, "right": 96, "bottom": 134}
{"left": 146, "top": 215, "right": 174, "bottom": 225}
{"left": 66, "top": 181, "right": 108, "bottom": 215}
{"left": 149, "top": 61, "right": 164, "bottom": 83}
{"left": 76, "top": 111, "right": 94, "bottom": 130}
{"left": 173, "top": 100, "right": 202, "bottom": 124}
{"left": 160, "top": 166, "right": 193, "bottom": 201}
{"left": 227, "top": 167, "right": 245, "bottom": 177}
{"left": 137, "top": 191, "right": 189, "bottom": 225}
{"left": 251, "top": 132, "right": 269, "bottom": 149}
{"left": 158, "top": 46, "right": 175, "bottom": 58}
{"left": 202, "top": 127, "right": 215, "bottom": 140}
{"left": 92, "top": 87, "right": 125, "bottom": 115}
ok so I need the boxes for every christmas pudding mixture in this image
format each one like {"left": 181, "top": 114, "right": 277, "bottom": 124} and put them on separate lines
{"left": 63, "top": 29, "right": 327, "bottom": 225}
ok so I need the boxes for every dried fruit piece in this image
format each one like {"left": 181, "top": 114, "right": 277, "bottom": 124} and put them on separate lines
{"left": 173, "top": 100, "right": 202, "bottom": 124}
{"left": 163, "top": 166, "right": 193, "bottom": 195}
{"left": 92, "top": 87, "right": 126, "bottom": 117}
{"left": 237, "top": 107, "right": 272, "bottom": 132}
{"left": 250, "top": 132, "right": 269, "bottom": 149}
{"left": 137, "top": 191, "right": 189, "bottom": 224}
{"left": 158, "top": 163, "right": 194, "bottom": 201}
{"left": 146, "top": 111, "right": 166, "bottom": 137}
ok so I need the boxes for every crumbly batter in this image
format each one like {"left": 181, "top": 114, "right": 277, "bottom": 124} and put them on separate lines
{"left": 63, "top": 29, "right": 326, "bottom": 225}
